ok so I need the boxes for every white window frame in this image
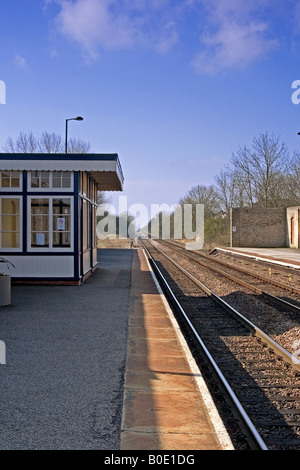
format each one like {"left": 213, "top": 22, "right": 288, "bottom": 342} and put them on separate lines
{"left": 0, "top": 195, "right": 23, "bottom": 251}
{"left": 27, "top": 196, "right": 74, "bottom": 252}
{"left": 28, "top": 171, "right": 73, "bottom": 192}
{"left": 0, "top": 171, "right": 22, "bottom": 192}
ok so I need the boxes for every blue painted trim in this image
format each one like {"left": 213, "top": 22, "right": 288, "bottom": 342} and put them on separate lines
{"left": 0, "top": 153, "right": 119, "bottom": 161}
{"left": 73, "top": 172, "right": 80, "bottom": 279}
{"left": 23, "top": 171, "right": 27, "bottom": 252}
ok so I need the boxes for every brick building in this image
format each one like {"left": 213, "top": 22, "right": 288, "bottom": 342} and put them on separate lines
{"left": 230, "top": 206, "right": 300, "bottom": 249}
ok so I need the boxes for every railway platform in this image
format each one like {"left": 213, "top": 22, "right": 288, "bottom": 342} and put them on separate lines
{"left": 121, "top": 248, "right": 233, "bottom": 451}
{"left": 215, "top": 247, "right": 300, "bottom": 269}
{"left": 0, "top": 247, "right": 232, "bottom": 450}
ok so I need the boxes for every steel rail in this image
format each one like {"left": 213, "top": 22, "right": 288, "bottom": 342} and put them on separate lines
{"left": 149, "top": 240, "right": 300, "bottom": 372}
{"left": 158, "top": 239, "right": 300, "bottom": 315}
{"left": 162, "top": 239, "right": 300, "bottom": 296}
{"left": 141, "top": 240, "right": 269, "bottom": 451}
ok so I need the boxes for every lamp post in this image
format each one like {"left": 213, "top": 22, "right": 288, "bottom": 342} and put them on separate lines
{"left": 65, "top": 116, "right": 83, "bottom": 153}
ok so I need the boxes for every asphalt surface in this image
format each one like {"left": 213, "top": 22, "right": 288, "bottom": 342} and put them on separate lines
{"left": 0, "top": 249, "right": 133, "bottom": 450}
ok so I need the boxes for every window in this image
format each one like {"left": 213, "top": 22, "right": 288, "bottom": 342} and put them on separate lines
{"left": 82, "top": 200, "right": 90, "bottom": 250}
{"left": 30, "top": 199, "right": 50, "bottom": 247}
{"left": 29, "top": 171, "right": 72, "bottom": 190}
{"left": 53, "top": 171, "right": 71, "bottom": 189}
{"left": 30, "top": 197, "right": 72, "bottom": 250}
{"left": 52, "top": 199, "right": 71, "bottom": 247}
{"left": 30, "top": 171, "right": 49, "bottom": 189}
{"left": 0, "top": 171, "right": 21, "bottom": 190}
{"left": 0, "top": 197, "right": 21, "bottom": 249}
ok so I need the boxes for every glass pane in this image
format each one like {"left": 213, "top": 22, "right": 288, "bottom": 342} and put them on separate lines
{"left": 1, "top": 215, "right": 19, "bottom": 231}
{"left": 31, "top": 199, "right": 49, "bottom": 247}
{"left": 1, "top": 176, "right": 10, "bottom": 187}
{"left": 40, "top": 172, "right": 49, "bottom": 188}
{"left": 11, "top": 172, "right": 20, "bottom": 188}
{"left": 30, "top": 171, "right": 49, "bottom": 188}
{"left": 53, "top": 231, "right": 71, "bottom": 247}
{"left": 52, "top": 172, "right": 61, "bottom": 188}
{"left": 31, "top": 215, "right": 49, "bottom": 232}
{"left": 30, "top": 171, "right": 39, "bottom": 188}
{"left": 31, "top": 177, "right": 39, "bottom": 188}
{"left": 1, "top": 198, "right": 19, "bottom": 215}
{"left": 53, "top": 199, "right": 71, "bottom": 214}
{"left": 62, "top": 172, "right": 71, "bottom": 188}
{"left": 0, "top": 198, "right": 20, "bottom": 248}
{"left": 83, "top": 200, "right": 88, "bottom": 250}
{"left": 52, "top": 198, "right": 71, "bottom": 247}
{"left": 2, "top": 232, "right": 19, "bottom": 248}
{"left": 52, "top": 178, "right": 61, "bottom": 188}
{"left": 0, "top": 172, "right": 20, "bottom": 188}
{"left": 53, "top": 215, "right": 70, "bottom": 232}
{"left": 31, "top": 199, "right": 49, "bottom": 214}
{"left": 11, "top": 178, "right": 20, "bottom": 188}
{"left": 31, "top": 232, "right": 49, "bottom": 247}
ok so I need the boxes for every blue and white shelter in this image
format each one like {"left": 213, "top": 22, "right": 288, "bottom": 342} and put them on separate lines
{"left": 0, "top": 153, "right": 124, "bottom": 284}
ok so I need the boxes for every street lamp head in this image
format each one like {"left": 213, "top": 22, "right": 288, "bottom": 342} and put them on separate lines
{"left": 66, "top": 116, "right": 84, "bottom": 122}
{"left": 65, "top": 116, "right": 84, "bottom": 153}
{"left": 298, "top": 131, "right": 300, "bottom": 135}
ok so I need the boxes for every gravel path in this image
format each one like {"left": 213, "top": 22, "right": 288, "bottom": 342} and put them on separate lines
{"left": 0, "top": 249, "right": 132, "bottom": 450}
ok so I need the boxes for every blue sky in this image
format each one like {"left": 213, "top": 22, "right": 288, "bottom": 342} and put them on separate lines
{"left": 1, "top": 0, "right": 300, "bottom": 218}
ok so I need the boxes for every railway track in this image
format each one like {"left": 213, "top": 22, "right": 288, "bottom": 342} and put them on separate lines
{"left": 141, "top": 239, "right": 300, "bottom": 451}
{"left": 155, "top": 239, "right": 300, "bottom": 358}
{"left": 160, "top": 238, "right": 300, "bottom": 300}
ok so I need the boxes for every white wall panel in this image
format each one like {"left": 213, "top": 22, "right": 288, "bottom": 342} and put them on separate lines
{"left": 0, "top": 256, "right": 74, "bottom": 278}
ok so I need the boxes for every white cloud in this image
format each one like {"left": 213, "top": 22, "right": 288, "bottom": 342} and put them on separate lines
{"left": 192, "top": 0, "right": 278, "bottom": 74}
{"left": 13, "top": 54, "right": 27, "bottom": 68}
{"left": 192, "top": 20, "right": 277, "bottom": 75}
{"left": 52, "top": 0, "right": 134, "bottom": 57}
{"left": 45, "top": 0, "right": 282, "bottom": 72}
{"left": 154, "top": 21, "right": 178, "bottom": 54}
{"left": 47, "top": 0, "right": 179, "bottom": 59}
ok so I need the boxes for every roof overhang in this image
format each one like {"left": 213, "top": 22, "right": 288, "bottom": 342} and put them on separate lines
{"left": 0, "top": 153, "right": 124, "bottom": 191}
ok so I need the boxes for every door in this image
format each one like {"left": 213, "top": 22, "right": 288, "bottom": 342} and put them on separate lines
{"left": 291, "top": 216, "right": 294, "bottom": 245}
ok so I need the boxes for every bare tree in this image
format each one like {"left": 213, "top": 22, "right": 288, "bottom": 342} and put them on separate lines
{"left": 288, "top": 152, "right": 300, "bottom": 203}
{"left": 38, "top": 132, "right": 63, "bottom": 153}
{"left": 3, "top": 131, "right": 90, "bottom": 154}
{"left": 67, "top": 137, "right": 90, "bottom": 154}
{"left": 228, "top": 132, "right": 294, "bottom": 208}
{"left": 179, "top": 184, "right": 220, "bottom": 217}
{"left": 214, "top": 167, "right": 238, "bottom": 213}
{"left": 3, "top": 130, "right": 107, "bottom": 205}
{"left": 3, "top": 131, "right": 38, "bottom": 153}
{"left": 230, "top": 145, "right": 256, "bottom": 207}
{"left": 251, "top": 133, "right": 290, "bottom": 206}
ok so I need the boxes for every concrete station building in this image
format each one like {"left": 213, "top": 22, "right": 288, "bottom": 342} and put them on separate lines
{"left": 0, "top": 153, "right": 124, "bottom": 284}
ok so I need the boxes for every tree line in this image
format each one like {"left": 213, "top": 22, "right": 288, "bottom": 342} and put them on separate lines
{"left": 148, "top": 132, "right": 300, "bottom": 246}
{"left": 2, "top": 131, "right": 136, "bottom": 237}
{"left": 4, "top": 130, "right": 300, "bottom": 246}
{"left": 3, "top": 130, "right": 90, "bottom": 154}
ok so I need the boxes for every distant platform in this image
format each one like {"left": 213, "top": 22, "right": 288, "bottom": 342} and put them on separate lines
{"left": 215, "top": 247, "right": 300, "bottom": 269}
